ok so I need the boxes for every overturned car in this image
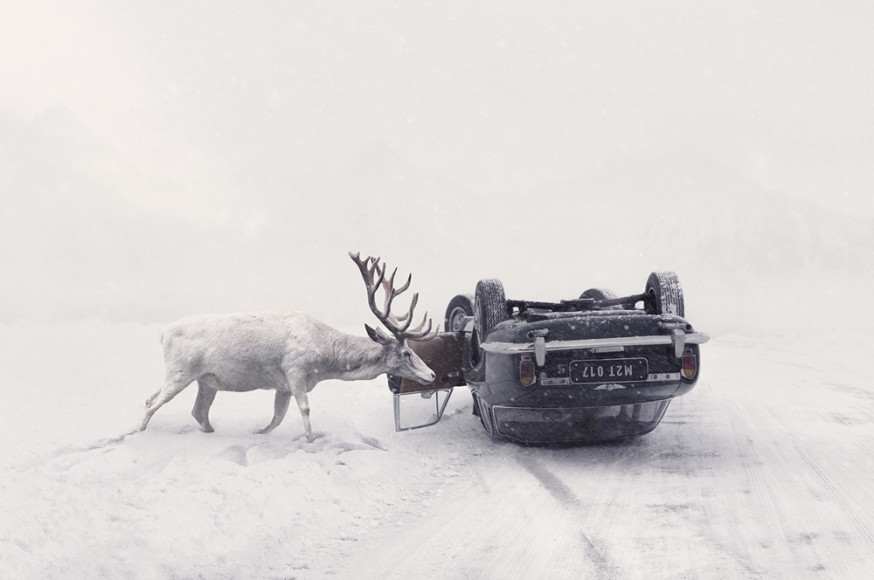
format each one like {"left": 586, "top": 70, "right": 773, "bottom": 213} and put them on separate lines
{"left": 389, "top": 272, "right": 709, "bottom": 444}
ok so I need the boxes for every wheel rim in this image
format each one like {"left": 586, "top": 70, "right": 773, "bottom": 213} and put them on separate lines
{"left": 447, "top": 306, "right": 467, "bottom": 332}
{"left": 646, "top": 288, "right": 657, "bottom": 314}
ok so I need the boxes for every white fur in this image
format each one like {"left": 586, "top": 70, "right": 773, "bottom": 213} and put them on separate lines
{"left": 139, "top": 311, "right": 435, "bottom": 441}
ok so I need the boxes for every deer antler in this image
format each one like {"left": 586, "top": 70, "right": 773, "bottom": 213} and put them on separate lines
{"left": 350, "top": 252, "right": 434, "bottom": 341}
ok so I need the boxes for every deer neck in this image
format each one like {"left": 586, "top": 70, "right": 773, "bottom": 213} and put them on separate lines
{"left": 316, "top": 333, "right": 388, "bottom": 382}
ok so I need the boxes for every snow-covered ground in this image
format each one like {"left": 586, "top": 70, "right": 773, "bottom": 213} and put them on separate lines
{"left": 4, "top": 3, "right": 874, "bottom": 578}
{"left": 1, "top": 321, "right": 873, "bottom": 579}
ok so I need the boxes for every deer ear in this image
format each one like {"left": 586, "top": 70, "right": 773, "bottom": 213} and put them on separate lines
{"left": 366, "top": 324, "right": 396, "bottom": 345}
{"left": 365, "top": 324, "right": 386, "bottom": 343}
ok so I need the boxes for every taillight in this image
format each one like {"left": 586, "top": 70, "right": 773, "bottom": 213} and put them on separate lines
{"left": 520, "top": 355, "right": 536, "bottom": 387}
{"left": 682, "top": 348, "right": 697, "bottom": 379}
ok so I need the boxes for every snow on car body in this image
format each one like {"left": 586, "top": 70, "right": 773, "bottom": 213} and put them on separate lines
{"left": 390, "top": 272, "right": 709, "bottom": 444}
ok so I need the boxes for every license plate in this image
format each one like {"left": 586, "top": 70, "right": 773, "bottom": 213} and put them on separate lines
{"left": 569, "top": 358, "right": 649, "bottom": 384}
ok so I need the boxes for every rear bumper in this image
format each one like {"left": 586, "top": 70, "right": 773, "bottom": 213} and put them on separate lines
{"left": 481, "top": 332, "right": 710, "bottom": 356}
{"left": 490, "top": 399, "right": 671, "bottom": 443}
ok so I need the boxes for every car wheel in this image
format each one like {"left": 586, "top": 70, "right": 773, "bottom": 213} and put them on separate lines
{"left": 474, "top": 279, "right": 509, "bottom": 341}
{"left": 465, "top": 280, "right": 508, "bottom": 384}
{"left": 580, "top": 287, "right": 623, "bottom": 310}
{"left": 580, "top": 288, "right": 618, "bottom": 300}
{"left": 444, "top": 294, "right": 474, "bottom": 332}
{"left": 645, "top": 271, "right": 685, "bottom": 317}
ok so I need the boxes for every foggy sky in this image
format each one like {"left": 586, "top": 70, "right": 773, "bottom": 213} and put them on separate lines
{"left": 4, "top": 2, "right": 873, "bottom": 206}
{"left": 1, "top": 1, "right": 872, "bottom": 332}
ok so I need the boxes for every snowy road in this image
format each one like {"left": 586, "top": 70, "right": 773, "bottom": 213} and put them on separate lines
{"left": 1, "top": 324, "right": 872, "bottom": 578}
{"left": 334, "top": 335, "right": 874, "bottom": 579}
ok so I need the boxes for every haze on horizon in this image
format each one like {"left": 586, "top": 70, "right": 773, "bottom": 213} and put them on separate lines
{"left": 1, "top": 1, "right": 872, "bottom": 333}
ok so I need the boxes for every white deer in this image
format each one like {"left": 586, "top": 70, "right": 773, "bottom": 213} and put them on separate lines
{"left": 139, "top": 252, "right": 436, "bottom": 441}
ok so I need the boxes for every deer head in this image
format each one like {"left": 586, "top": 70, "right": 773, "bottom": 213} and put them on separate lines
{"left": 350, "top": 252, "right": 436, "bottom": 384}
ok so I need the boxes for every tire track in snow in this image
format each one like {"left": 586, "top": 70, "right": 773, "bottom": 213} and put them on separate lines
{"left": 722, "top": 418, "right": 785, "bottom": 575}
{"left": 719, "top": 371, "right": 861, "bottom": 577}
{"left": 751, "top": 370, "right": 874, "bottom": 572}
{"left": 580, "top": 534, "right": 622, "bottom": 580}
{"left": 792, "top": 441, "right": 874, "bottom": 548}
{"left": 331, "top": 444, "right": 609, "bottom": 580}
{"left": 513, "top": 452, "right": 579, "bottom": 508}
{"left": 514, "top": 451, "right": 622, "bottom": 579}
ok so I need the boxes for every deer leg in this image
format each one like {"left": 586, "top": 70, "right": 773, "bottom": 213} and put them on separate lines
{"left": 140, "top": 374, "right": 192, "bottom": 431}
{"left": 191, "top": 381, "right": 217, "bottom": 433}
{"left": 258, "top": 389, "right": 292, "bottom": 435}
{"left": 145, "top": 390, "right": 161, "bottom": 407}
{"left": 292, "top": 387, "right": 313, "bottom": 443}
{"left": 261, "top": 374, "right": 314, "bottom": 441}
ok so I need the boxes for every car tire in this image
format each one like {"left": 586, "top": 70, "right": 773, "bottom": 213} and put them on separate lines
{"left": 645, "top": 272, "right": 685, "bottom": 317}
{"left": 579, "top": 288, "right": 618, "bottom": 300}
{"left": 465, "top": 280, "right": 508, "bottom": 384}
{"left": 581, "top": 287, "right": 623, "bottom": 310}
{"left": 444, "top": 294, "right": 474, "bottom": 332}
{"left": 474, "top": 279, "right": 509, "bottom": 341}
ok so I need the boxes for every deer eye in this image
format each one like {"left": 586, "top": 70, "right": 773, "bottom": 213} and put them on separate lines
{"left": 403, "top": 350, "right": 413, "bottom": 359}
